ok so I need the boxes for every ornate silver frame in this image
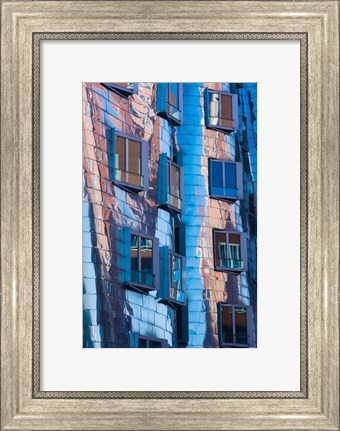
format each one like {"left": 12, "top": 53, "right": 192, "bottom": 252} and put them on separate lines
{"left": 1, "top": 2, "right": 339, "bottom": 430}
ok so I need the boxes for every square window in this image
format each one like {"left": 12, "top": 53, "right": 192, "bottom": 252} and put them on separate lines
{"left": 204, "top": 89, "right": 238, "bottom": 133}
{"left": 157, "top": 153, "right": 184, "bottom": 214}
{"left": 101, "top": 82, "right": 138, "bottom": 98}
{"left": 218, "top": 304, "right": 255, "bottom": 347}
{"left": 156, "top": 83, "right": 183, "bottom": 125}
{"left": 110, "top": 129, "right": 148, "bottom": 193}
{"left": 213, "top": 229, "right": 247, "bottom": 272}
{"left": 209, "top": 159, "right": 243, "bottom": 201}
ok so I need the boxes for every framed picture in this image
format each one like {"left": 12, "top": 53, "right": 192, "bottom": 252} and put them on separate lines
{"left": 1, "top": 1, "right": 339, "bottom": 430}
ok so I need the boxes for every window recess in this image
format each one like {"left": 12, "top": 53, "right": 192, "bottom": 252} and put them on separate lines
{"left": 130, "top": 333, "right": 169, "bottom": 348}
{"left": 204, "top": 88, "right": 238, "bottom": 133}
{"left": 156, "top": 83, "right": 183, "bottom": 126}
{"left": 117, "top": 228, "right": 159, "bottom": 294}
{"left": 110, "top": 128, "right": 148, "bottom": 193}
{"left": 209, "top": 158, "right": 243, "bottom": 202}
{"left": 158, "top": 220, "right": 186, "bottom": 306}
{"left": 101, "top": 82, "right": 138, "bottom": 98}
{"left": 218, "top": 303, "right": 255, "bottom": 347}
{"left": 157, "top": 153, "right": 184, "bottom": 215}
{"left": 213, "top": 229, "right": 248, "bottom": 272}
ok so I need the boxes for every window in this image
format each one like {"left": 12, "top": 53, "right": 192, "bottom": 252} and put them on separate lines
{"left": 158, "top": 222, "right": 186, "bottom": 306}
{"left": 209, "top": 159, "right": 243, "bottom": 201}
{"left": 157, "top": 153, "right": 184, "bottom": 214}
{"left": 175, "top": 304, "right": 189, "bottom": 348}
{"left": 204, "top": 88, "right": 238, "bottom": 133}
{"left": 213, "top": 229, "right": 248, "bottom": 272}
{"left": 130, "top": 333, "right": 168, "bottom": 348}
{"left": 218, "top": 304, "right": 254, "bottom": 347}
{"left": 241, "top": 114, "right": 249, "bottom": 150}
{"left": 101, "top": 82, "right": 138, "bottom": 98}
{"left": 156, "top": 83, "right": 183, "bottom": 125}
{"left": 248, "top": 180, "right": 256, "bottom": 215}
{"left": 110, "top": 129, "right": 148, "bottom": 193}
{"left": 117, "top": 228, "right": 159, "bottom": 294}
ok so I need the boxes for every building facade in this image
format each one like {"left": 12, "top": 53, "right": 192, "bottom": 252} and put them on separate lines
{"left": 83, "top": 82, "right": 257, "bottom": 348}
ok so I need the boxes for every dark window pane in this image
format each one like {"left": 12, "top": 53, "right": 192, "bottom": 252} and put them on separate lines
{"left": 138, "top": 338, "right": 148, "bottom": 348}
{"left": 211, "top": 161, "right": 223, "bottom": 188}
{"left": 174, "top": 226, "right": 180, "bottom": 254}
{"left": 140, "top": 237, "right": 153, "bottom": 286}
{"left": 229, "top": 234, "right": 240, "bottom": 245}
{"left": 224, "top": 163, "right": 237, "bottom": 189}
{"left": 220, "top": 94, "right": 233, "bottom": 128}
{"left": 221, "top": 306, "right": 233, "bottom": 343}
{"left": 149, "top": 340, "right": 162, "bottom": 348}
{"left": 234, "top": 307, "right": 248, "bottom": 344}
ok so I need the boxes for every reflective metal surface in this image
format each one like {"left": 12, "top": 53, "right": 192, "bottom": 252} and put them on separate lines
{"left": 83, "top": 82, "right": 257, "bottom": 348}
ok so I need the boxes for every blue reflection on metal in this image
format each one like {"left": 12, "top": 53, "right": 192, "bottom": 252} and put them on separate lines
{"left": 176, "top": 83, "right": 207, "bottom": 348}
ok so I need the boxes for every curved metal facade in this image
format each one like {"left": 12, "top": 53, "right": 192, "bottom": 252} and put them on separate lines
{"left": 83, "top": 82, "right": 257, "bottom": 348}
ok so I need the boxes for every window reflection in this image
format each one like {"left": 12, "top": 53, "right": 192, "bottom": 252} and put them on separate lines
{"left": 114, "top": 135, "right": 143, "bottom": 188}
{"left": 166, "top": 160, "right": 181, "bottom": 210}
{"left": 214, "top": 231, "right": 242, "bottom": 270}
{"left": 130, "top": 234, "right": 153, "bottom": 287}
{"left": 210, "top": 160, "right": 238, "bottom": 199}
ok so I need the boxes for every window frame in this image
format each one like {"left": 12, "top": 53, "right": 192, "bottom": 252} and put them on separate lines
{"left": 130, "top": 333, "right": 169, "bottom": 348}
{"left": 204, "top": 88, "right": 239, "bottom": 133}
{"left": 208, "top": 158, "right": 243, "bottom": 202}
{"left": 156, "top": 83, "right": 183, "bottom": 126}
{"left": 101, "top": 82, "right": 138, "bottom": 98}
{"left": 217, "top": 303, "right": 255, "bottom": 348}
{"left": 110, "top": 128, "right": 148, "bottom": 194}
{"left": 247, "top": 179, "right": 257, "bottom": 216}
{"left": 213, "top": 229, "right": 248, "bottom": 272}
{"left": 241, "top": 114, "right": 250, "bottom": 150}
{"left": 157, "top": 153, "right": 184, "bottom": 215}
{"left": 118, "top": 228, "right": 159, "bottom": 294}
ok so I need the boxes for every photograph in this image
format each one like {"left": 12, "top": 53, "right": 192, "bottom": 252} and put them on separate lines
{"left": 83, "top": 82, "right": 257, "bottom": 348}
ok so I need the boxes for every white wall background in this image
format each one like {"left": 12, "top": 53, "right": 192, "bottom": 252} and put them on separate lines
{"left": 41, "top": 40, "right": 300, "bottom": 391}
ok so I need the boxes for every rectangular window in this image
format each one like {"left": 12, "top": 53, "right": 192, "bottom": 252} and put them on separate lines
{"left": 214, "top": 230, "right": 247, "bottom": 272}
{"left": 158, "top": 222, "right": 186, "bottom": 306}
{"left": 219, "top": 304, "right": 253, "bottom": 347}
{"left": 169, "top": 253, "right": 185, "bottom": 303}
{"left": 101, "top": 82, "right": 138, "bottom": 98}
{"left": 130, "top": 333, "right": 168, "bottom": 348}
{"left": 157, "top": 153, "right": 184, "bottom": 214}
{"left": 110, "top": 129, "right": 148, "bottom": 193}
{"left": 241, "top": 114, "right": 249, "bottom": 150}
{"left": 204, "top": 89, "right": 238, "bottom": 133}
{"left": 156, "top": 83, "right": 183, "bottom": 125}
{"left": 130, "top": 234, "right": 154, "bottom": 288}
{"left": 209, "top": 159, "right": 243, "bottom": 201}
{"left": 248, "top": 180, "right": 256, "bottom": 215}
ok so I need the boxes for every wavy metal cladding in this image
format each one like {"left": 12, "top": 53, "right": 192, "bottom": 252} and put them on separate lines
{"left": 83, "top": 82, "right": 257, "bottom": 348}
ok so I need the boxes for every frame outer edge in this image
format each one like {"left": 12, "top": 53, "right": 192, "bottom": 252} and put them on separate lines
{"left": 0, "top": 1, "right": 339, "bottom": 430}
